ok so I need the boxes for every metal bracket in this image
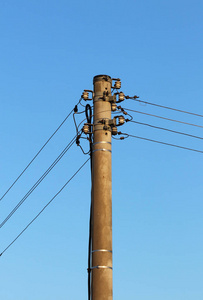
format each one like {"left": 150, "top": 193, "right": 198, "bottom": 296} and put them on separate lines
{"left": 98, "top": 118, "right": 116, "bottom": 127}
{"left": 103, "top": 94, "right": 117, "bottom": 103}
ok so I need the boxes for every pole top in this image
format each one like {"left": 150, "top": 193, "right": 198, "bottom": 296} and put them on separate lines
{"left": 93, "top": 75, "right": 112, "bottom": 84}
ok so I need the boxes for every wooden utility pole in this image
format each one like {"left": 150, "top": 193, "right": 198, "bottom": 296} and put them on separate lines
{"left": 91, "top": 75, "right": 113, "bottom": 300}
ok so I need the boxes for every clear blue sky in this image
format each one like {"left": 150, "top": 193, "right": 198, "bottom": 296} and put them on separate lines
{"left": 0, "top": 0, "right": 203, "bottom": 299}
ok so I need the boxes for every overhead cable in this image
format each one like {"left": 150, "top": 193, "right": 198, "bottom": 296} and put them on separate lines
{"left": 124, "top": 108, "right": 203, "bottom": 129}
{"left": 122, "top": 133, "right": 203, "bottom": 154}
{"left": 0, "top": 158, "right": 90, "bottom": 257}
{"left": 129, "top": 120, "right": 203, "bottom": 140}
{"left": 126, "top": 96, "right": 203, "bottom": 118}
{"left": 0, "top": 133, "right": 79, "bottom": 229}
{"left": 0, "top": 98, "right": 81, "bottom": 202}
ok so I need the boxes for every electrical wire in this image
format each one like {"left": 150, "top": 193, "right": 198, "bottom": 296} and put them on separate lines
{"left": 122, "top": 133, "right": 203, "bottom": 154}
{"left": 74, "top": 105, "right": 93, "bottom": 156}
{"left": 0, "top": 98, "right": 82, "bottom": 202}
{"left": 126, "top": 96, "right": 203, "bottom": 118}
{"left": 73, "top": 107, "right": 86, "bottom": 134}
{"left": 0, "top": 158, "right": 90, "bottom": 257}
{"left": 123, "top": 108, "right": 203, "bottom": 129}
{"left": 129, "top": 120, "right": 203, "bottom": 140}
{"left": 0, "top": 133, "right": 79, "bottom": 229}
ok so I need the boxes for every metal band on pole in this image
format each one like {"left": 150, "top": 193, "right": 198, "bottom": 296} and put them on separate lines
{"left": 91, "top": 266, "right": 113, "bottom": 270}
{"left": 92, "top": 149, "right": 112, "bottom": 153}
{"left": 92, "top": 249, "right": 112, "bottom": 253}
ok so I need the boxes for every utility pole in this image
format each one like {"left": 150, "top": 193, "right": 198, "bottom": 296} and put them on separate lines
{"left": 82, "top": 75, "right": 123, "bottom": 299}
{"left": 91, "top": 75, "right": 113, "bottom": 300}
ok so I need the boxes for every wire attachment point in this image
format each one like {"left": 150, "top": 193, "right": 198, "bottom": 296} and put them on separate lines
{"left": 125, "top": 95, "right": 139, "bottom": 99}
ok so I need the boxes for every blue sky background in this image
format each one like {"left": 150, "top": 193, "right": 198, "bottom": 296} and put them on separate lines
{"left": 0, "top": 0, "right": 203, "bottom": 299}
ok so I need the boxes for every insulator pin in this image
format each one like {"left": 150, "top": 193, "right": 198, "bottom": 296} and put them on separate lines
{"left": 82, "top": 91, "right": 89, "bottom": 100}
{"left": 114, "top": 80, "right": 121, "bottom": 89}
{"left": 83, "top": 124, "right": 89, "bottom": 134}
{"left": 112, "top": 126, "right": 118, "bottom": 135}
{"left": 111, "top": 103, "right": 117, "bottom": 111}
{"left": 118, "top": 116, "right": 125, "bottom": 125}
{"left": 119, "top": 92, "right": 125, "bottom": 102}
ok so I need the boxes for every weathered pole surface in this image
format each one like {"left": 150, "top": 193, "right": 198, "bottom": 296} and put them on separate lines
{"left": 92, "top": 75, "right": 113, "bottom": 300}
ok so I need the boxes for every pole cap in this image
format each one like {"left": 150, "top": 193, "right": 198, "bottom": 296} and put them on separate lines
{"left": 93, "top": 75, "right": 112, "bottom": 84}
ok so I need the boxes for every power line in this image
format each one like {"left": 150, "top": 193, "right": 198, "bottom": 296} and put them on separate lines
{"left": 123, "top": 108, "right": 203, "bottom": 129}
{"left": 0, "top": 158, "right": 90, "bottom": 257}
{"left": 126, "top": 96, "right": 203, "bottom": 118}
{"left": 0, "top": 98, "right": 81, "bottom": 202}
{"left": 122, "top": 133, "right": 203, "bottom": 154}
{"left": 0, "top": 133, "right": 79, "bottom": 229}
{"left": 129, "top": 120, "right": 203, "bottom": 140}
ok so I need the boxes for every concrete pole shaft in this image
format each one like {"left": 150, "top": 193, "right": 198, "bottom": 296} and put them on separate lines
{"left": 92, "top": 75, "right": 113, "bottom": 300}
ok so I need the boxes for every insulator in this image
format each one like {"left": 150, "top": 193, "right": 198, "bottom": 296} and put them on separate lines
{"left": 82, "top": 91, "right": 89, "bottom": 100}
{"left": 112, "top": 126, "right": 118, "bottom": 135}
{"left": 111, "top": 103, "right": 117, "bottom": 111}
{"left": 119, "top": 92, "right": 125, "bottom": 102}
{"left": 83, "top": 124, "right": 89, "bottom": 134}
{"left": 114, "top": 80, "right": 121, "bottom": 89}
{"left": 118, "top": 116, "right": 125, "bottom": 125}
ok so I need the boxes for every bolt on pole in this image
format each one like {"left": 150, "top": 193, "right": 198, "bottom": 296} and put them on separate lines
{"left": 91, "top": 75, "right": 113, "bottom": 300}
